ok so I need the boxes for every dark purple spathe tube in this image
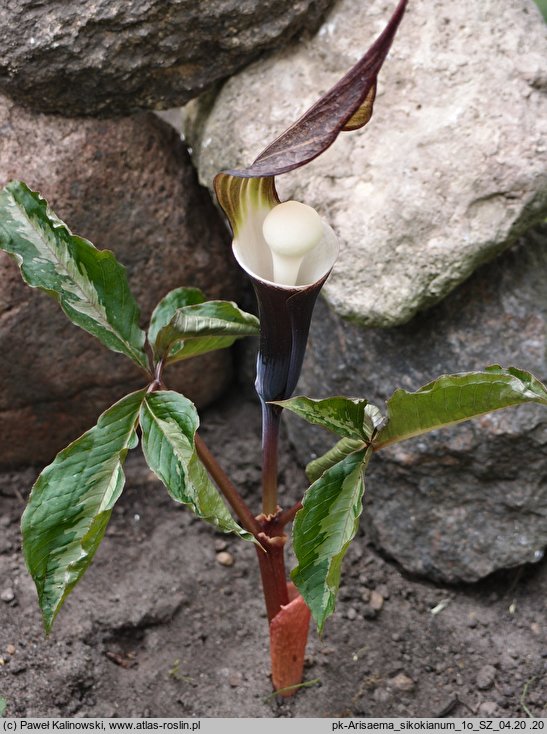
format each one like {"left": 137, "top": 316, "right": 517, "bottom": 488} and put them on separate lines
{"left": 230, "top": 207, "right": 339, "bottom": 404}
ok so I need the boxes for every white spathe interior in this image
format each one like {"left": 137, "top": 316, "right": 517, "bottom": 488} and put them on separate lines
{"left": 232, "top": 199, "right": 339, "bottom": 289}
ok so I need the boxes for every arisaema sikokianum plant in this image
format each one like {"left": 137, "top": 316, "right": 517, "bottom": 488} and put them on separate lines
{"left": 0, "top": 0, "right": 546, "bottom": 698}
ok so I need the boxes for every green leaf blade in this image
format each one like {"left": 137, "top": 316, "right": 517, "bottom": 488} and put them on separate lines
{"left": 306, "top": 437, "right": 366, "bottom": 483}
{"left": 0, "top": 181, "right": 148, "bottom": 371}
{"left": 21, "top": 390, "right": 146, "bottom": 632}
{"left": 154, "top": 300, "right": 259, "bottom": 365}
{"left": 140, "top": 391, "right": 254, "bottom": 543}
{"left": 274, "top": 395, "right": 383, "bottom": 442}
{"left": 148, "top": 287, "right": 206, "bottom": 361}
{"left": 292, "top": 447, "right": 371, "bottom": 633}
{"left": 374, "top": 366, "right": 547, "bottom": 450}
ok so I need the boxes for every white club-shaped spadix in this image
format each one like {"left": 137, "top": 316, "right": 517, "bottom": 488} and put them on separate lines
{"left": 231, "top": 192, "right": 339, "bottom": 289}
{"left": 262, "top": 201, "right": 324, "bottom": 286}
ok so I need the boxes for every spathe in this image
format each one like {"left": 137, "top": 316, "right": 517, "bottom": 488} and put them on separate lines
{"left": 214, "top": 0, "right": 407, "bottom": 402}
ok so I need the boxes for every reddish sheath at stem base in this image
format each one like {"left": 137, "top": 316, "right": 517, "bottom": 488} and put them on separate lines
{"left": 270, "top": 583, "right": 311, "bottom": 696}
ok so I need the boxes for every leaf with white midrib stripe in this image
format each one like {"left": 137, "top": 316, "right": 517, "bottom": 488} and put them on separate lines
{"left": 139, "top": 391, "right": 254, "bottom": 542}
{"left": 292, "top": 446, "right": 371, "bottom": 632}
{"left": 374, "top": 366, "right": 547, "bottom": 450}
{"left": 0, "top": 181, "right": 148, "bottom": 371}
{"left": 153, "top": 300, "right": 259, "bottom": 365}
{"left": 22, "top": 390, "right": 146, "bottom": 633}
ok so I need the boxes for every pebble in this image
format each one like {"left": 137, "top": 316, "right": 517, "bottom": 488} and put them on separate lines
{"left": 6, "top": 644, "right": 15, "bottom": 655}
{"left": 390, "top": 673, "right": 415, "bottom": 692}
{"left": 228, "top": 672, "right": 242, "bottom": 687}
{"left": 346, "top": 607, "right": 357, "bottom": 621}
{"left": 530, "top": 622, "right": 541, "bottom": 635}
{"left": 478, "top": 701, "right": 498, "bottom": 717}
{"left": 466, "top": 613, "right": 478, "bottom": 628}
{"left": 1, "top": 587, "right": 15, "bottom": 602}
{"left": 214, "top": 539, "right": 228, "bottom": 552}
{"left": 215, "top": 551, "right": 234, "bottom": 567}
{"left": 499, "top": 652, "right": 517, "bottom": 670}
{"left": 370, "top": 591, "right": 384, "bottom": 611}
{"left": 476, "top": 664, "right": 497, "bottom": 690}
{"left": 360, "top": 589, "right": 371, "bottom": 603}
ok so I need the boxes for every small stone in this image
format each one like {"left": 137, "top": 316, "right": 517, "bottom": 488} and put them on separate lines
{"left": 216, "top": 551, "right": 234, "bottom": 567}
{"left": 530, "top": 622, "right": 541, "bottom": 635}
{"left": 1, "top": 588, "right": 14, "bottom": 602}
{"left": 499, "top": 652, "right": 517, "bottom": 671}
{"left": 390, "top": 673, "right": 415, "bottom": 692}
{"left": 360, "top": 588, "right": 371, "bottom": 603}
{"left": 6, "top": 644, "right": 15, "bottom": 655}
{"left": 214, "top": 539, "right": 228, "bottom": 552}
{"left": 478, "top": 702, "right": 498, "bottom": 717}
{"left": 476, "top": 664, "right": 496, "bottom": 690}
{"left": 369, "top": 590, "right": 384, "bottom": 611}
{"left": 346, "top": 607, "right": 357, "bottom": 621}
{"left": 228, "top": 672, "right": 242, "bottom": 687}
{"left": 466, "top": 613, "right": 478, "bottom": 628}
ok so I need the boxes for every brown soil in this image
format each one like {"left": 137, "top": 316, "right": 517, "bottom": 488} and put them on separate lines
{"left": 1, "top": 386, "right": 546, "bottom": 718}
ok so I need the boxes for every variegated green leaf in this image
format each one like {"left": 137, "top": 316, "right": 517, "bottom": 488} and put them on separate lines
{"left": 374, "top": 366, "right": 547, "bottom": 450}
{"left": 274, "top": 395, "right": 384, "bottom": 442}
{"left": 22, "top": 390, "right": 146, "bottom": 633}
{"left": 306, "top": 436, "right": 366, "bottom": 483}
{"left": 0, "top": 182, "right": 149, "bottom": 371}
{"left": 148, "top": 287, "right": 206, "bottom": 362}
{"left": 139, "top": 391, "right": 254, "bottom": 542}
{"left": 154, "top": 301, "right": 259, "bottom": 365}
{"left": 292, "top": 447, "right": 371, "bottom": 633}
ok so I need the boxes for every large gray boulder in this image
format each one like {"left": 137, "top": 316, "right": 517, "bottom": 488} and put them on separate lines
{"left": 189, "top": 0, "right": 547, "bottom": 326}
{"left": 0, "top": 95, "right": 241, "bottom": 467}
{"left": 288, "top": 227, "right": 547, "bottom": 583}
{"left": 0, "top": 0, "right": 333, "bottom": 117}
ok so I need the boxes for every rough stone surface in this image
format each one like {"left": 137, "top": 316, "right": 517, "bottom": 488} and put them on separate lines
{"left": 0, "top": 95, "right": 241, "bottom": 467}
{"left": 0, "top": 0, "right": 333, "bottom": 117}
{"left": 286, "top": 226, "right": 547, "bottom": 583}
{"left": 189, "top": 0, "right": 547, "bottom": 327}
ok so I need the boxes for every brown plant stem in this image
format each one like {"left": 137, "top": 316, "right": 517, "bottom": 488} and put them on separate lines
{"left": 277, "top": 501, "right": 303, "bottom": 528}
{"left": 194, "top": 433, "right": 261, "bottom": 538}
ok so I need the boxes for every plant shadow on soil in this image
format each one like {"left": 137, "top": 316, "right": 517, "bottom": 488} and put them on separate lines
{"left": 0, "top": 384, "right": 546, "bottom": 718}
